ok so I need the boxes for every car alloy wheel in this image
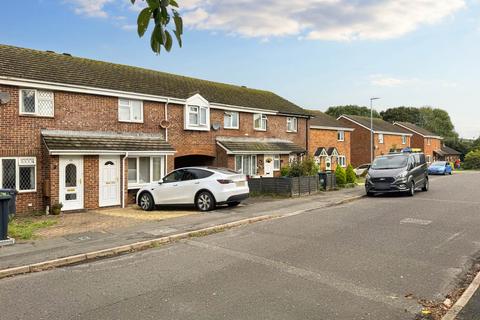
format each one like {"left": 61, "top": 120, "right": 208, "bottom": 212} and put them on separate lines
{"left": 196, "top": 192, "right": 214, "bottom": 211}
{"left": 408, "top": 181, "right": 415, "bottom": 197}
{"left": 422, "top": 178, "right": 429, "bottom": 192}
{"left": 140, "top": 193, "right": 154, "bottom": 211}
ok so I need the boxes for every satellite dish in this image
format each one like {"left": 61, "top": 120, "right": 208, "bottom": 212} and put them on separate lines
{"left": 160, "top": 119, "right": 171, "bottom": 129}
{"left": 212, "top": 123, "right": 221, "bottom": 131}
{"left": 0, "top": 92, "right": 11, "bottom": 104}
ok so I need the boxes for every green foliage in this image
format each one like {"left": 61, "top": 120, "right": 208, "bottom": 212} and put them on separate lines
{"left": 8, "top": 218, "right": 57, "bottom": 240}
{"left": 419, "top": 107, "right": 457, "bottom": 139}
{"left": 280, "top": 157, "right": 319, "bottom": 177}
{"left": 380, "top": 107, "right": 422, "bottom": 125}
{"left": 132, "top": 0, "right": 183, "bottom": 54}
{"left": 463, "top": 149, "right": 480, "bottom": 170}
{"left": 325, "top": 105, "right": 381, "bottom": 119}
{"left": 335, "top": 166, "right": 347, "bottom": 186}
{"left": 345, "top": 164, "right": 356, "bottom": 184}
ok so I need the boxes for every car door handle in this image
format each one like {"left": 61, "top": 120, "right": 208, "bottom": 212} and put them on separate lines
{"left": 194, "top": 182, "right": 200, "bottom": 184}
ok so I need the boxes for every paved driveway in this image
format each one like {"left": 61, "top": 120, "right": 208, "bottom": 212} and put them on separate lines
{"left": 1, "top": 172, "right": 479, "bottom": 320}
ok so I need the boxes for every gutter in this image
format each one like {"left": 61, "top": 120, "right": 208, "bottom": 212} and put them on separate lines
{"left": 122, "top": 152, "right": 128, "bottom": 208}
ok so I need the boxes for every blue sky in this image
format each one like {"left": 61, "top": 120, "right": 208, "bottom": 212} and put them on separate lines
{"left": 1, "top": 0, "right": 479, "bottom": 138}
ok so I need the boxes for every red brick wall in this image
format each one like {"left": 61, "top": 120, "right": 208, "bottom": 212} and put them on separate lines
{"left": 308, "top": 128, "right": 351, "bottom": 169}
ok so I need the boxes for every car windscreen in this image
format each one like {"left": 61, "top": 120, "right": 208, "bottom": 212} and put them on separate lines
{"left": 431, "top": 161, "right": 446, "bottom": 166}
{"left": 371, "top": 156, "right": 408, "bottom": 170}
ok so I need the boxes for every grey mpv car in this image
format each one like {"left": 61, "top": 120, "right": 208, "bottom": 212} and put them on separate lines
{"left": 365, "top": 152, "right": 429, "bottom": 197}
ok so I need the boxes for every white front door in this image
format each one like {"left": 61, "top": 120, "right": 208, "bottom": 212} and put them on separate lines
{"left": 59, "top": 156, "right": 84, "bottom": 211}
{"left": 263, "top": 155, "right": 274, "bottom": 177}
{"left": 99, "top": 156, "right": 121, "bottom": 207}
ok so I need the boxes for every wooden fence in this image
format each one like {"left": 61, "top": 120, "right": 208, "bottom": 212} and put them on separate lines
{"left": 248, "top": 176, "right": 321, "bottom": 197}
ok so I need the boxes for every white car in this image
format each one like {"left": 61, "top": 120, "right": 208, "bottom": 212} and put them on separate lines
{"left": 136, "top": 167, "right": 249, "bottom": 212}
{"left": 354, "top": 164, "right": 371, "bottom": 177}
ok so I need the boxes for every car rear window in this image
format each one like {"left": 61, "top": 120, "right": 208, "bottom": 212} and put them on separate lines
{"left": 185, "top": 169, "right": 214, "bottom": 180}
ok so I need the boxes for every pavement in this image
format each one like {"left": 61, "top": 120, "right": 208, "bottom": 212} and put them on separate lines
{"left": 0, "top": 187, "right": 363, "bottom": 271}
{"left": 1, "top": 173, "right": 480, "bottom": 320}
{"left": 458, "top": 288, "right": 480, "bottom": 319}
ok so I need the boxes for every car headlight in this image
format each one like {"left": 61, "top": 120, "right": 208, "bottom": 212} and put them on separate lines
{"left": 365, "top": 173, "right": 371, "bottom": 180}
{"left": 395, "top": 171, "right": 408, "bottom": 179}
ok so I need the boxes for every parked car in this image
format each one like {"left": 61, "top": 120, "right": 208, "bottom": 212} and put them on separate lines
{"left": 354, "top": 164, "right": 371, "bottom": 177}
{"left": 137, "top": 167, "right": 249, "bottom": 212}
{"left": 365, "top": 152, "right": 428, "bottom": 197}
{"left": 428, "top": 161, "right": 452, "bottom": 175}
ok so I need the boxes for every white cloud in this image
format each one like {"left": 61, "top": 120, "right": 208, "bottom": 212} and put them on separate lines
{"left": 369, "top": 75, "right": 420, "bottom": 87}
{"left": 68, "top": 0, "right": 115, "bottom": 18}
{"left": 181, "top": 0, "right": 466, "bottom": 40}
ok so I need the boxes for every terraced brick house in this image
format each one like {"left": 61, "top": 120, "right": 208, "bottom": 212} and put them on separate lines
{"left": 393, "top": 122, "right": 443, "bottom": 163}
{"left": 0, "top": 44, "right": 309, "bottom": 214}
{"left": 337, "top": 115, "right": 412, "bottom": 166}
{"left": 308, "top": 110, "right": 354, "bottom": 171}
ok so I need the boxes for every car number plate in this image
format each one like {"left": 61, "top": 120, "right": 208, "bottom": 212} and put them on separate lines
{"left": 375, "top": 183, "right": 390, "bottom": 190}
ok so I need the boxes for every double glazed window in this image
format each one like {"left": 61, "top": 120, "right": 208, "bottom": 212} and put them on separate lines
{"left": 119, "top": 99, "right": 143, "bottom": 123}
{"left": 224, "top": 111, "right": 239, "bottom": 129}
{"left": 402, "top": 135, "right": 407, "bottom": 145}
{"left": 20, "top": 89, "right": 54, "bottom": 117}
{"left": 254, "top": 114, "right": 267, "bottom": 131}
{"left": 286, "top": 117, "right": 297, "bottom": 132}
{"left": 273, "top": 155, "right": 281, "bottom": 170}
{"left": 187, "top": 105, "right": 208, "bottom": 127}
{"left": 0, "top": 157, "right": 36, "bottom": 192}
{"left": 337, "top": 130, "right": 345, "bottom": 141}
{"left": 235, "top": 155, "right": 257, "bottom": 176}
{"left": 338, "top": 156, "right": 346, "bottom": 167}
{"left": 128, "top": 156, "right": 163, "bottom": 187}
{"left": 378, "top": 133, "right": 384, "bottom": 144}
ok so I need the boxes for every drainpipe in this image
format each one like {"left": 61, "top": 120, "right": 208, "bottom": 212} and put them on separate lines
{"left": 122, "top": 152, "right": 128, "bottom": 208}
{"left": 164, "top": 98, "right": 170, "bottom": 175}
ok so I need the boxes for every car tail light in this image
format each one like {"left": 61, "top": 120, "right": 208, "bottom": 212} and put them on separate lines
{"left": 217, "top": 179, "right": 234, "bottom": 184}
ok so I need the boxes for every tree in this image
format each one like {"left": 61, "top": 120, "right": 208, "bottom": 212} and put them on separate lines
{"left": 380, "top": 107, "right": 422, "bottom": 125}
{"left": 345, "top": 164, "right": 356, "bottom": 184}
{"left": 132, "top": 0, "right": 183, "bottom": 54}
{"left": 335, "top": 166, "right": 347, "bottom": 186}
{"left": 419, "top": 107, "right": 457, "bottom": 139}
{"left": 463, "top": 149, "right": 480, "bottom": 170}
{"left": 325, "top": 105, "right": 381, "bottom": 119}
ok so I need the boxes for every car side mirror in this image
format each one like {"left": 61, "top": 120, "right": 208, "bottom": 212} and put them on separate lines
{"left": 158, "top": 179, "right": 163, "bottom": 184}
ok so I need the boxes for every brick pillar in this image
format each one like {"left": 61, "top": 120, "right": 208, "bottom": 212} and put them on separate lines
{"left": 84, "top": 156, "right": 99, "bottom": 209}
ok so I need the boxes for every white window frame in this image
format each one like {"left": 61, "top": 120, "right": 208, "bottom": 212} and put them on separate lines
{"left": 184, "top": 94, "right": 210, "bottom": 131}
{"left": 224, "top": 111, "right": 239, "bottom": 129}
{"left": 273, "top": 154, "right": 281, "bottom": 171}
{"left": 235, "top": 155, "right": 257, "bottom": 176}
{"left": 127, "top": 156, "right": 165, "bottom": 189}
{"left": 286, "top": 117, "right": 297, "bottom": 133}
{"left": 253, "top": 113, "right": 267, "bottom": 131}
{"left": 402, "top": 135, "right": 407, "bottom": 145}
{"left": 378, "top": 133, "right": 384, "bottom": 144}
{"left": 19, "top": 89, "right": 54, "bottom": 117}
{"left": 338, "top": 156, "right": 346, "bottom": 168}
{"left": 337, "top": 130, "right": 345, "bottom": 142}
{"left": 0, "top": 157, "right": 37, "bottom": 193}
{"left": 118, "top": 99, "right": 143, "bottom": 123}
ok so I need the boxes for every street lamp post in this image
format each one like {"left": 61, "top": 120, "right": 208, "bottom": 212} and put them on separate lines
{"left": 370, "top": 97, "right": 380, "bottom": 164}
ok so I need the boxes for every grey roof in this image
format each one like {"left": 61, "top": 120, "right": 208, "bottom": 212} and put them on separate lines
{"left": 314, "top": 147, "right": 338, "bottom": 157}
{"left": 0, "top": 44, "right": 309, "bottom": 116}
{"left": 440, "top": 145, "right": 461, "bottom": 155}
{"left": 308, "top": 110, "right": 353, "bottom": 129}
{"left": 42, "top": 130, "right": 174, "bottom": 152}
{"left": 394, "top": 122, "right": 443, "bottom": 138}
{"left": 340, "top": 115, "right": 412, "bottom": 135}
{"left": 217, "top": 137, "right": 305, "bottom": 154}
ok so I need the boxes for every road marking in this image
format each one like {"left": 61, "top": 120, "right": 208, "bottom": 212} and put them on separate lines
{"left": 433, "top": 232, "right": 464, "bottom": 250}
{"left": 186, "top": 240, "right": 421, "bottom": 314}
{"left": 413, "top": 198, "right": 480, "bottom": 205}
{"left": 400, "top": 218, "right": 432, "bottom": 226}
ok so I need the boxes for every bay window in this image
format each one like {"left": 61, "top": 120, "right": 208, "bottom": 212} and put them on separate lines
{"left": 0, "top": 157, "right": 36, "bottom": 192}
{"left": 128, "top": 156, "right": 164, "bottom": 187}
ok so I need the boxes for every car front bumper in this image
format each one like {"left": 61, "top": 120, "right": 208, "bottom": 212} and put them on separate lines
{"left": 365, "top": 180, "right": 410, "bottom": 193}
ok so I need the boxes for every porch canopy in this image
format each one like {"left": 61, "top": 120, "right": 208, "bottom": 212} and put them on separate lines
{"left": 42, "top": 130, "right": 175, "bottom": 155}
{"left": 314, "top": 147, "right": 339, "bottom": 157}
{"left": 216, "top": 136, "right": 305, "bottom": 155}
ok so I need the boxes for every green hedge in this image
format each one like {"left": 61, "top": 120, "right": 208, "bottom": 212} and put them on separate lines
{"left": 463, "top": 149, "right": 480, "bottom": 169}
{"left": 335, "top": 166, "right": 347, "bottom": 186}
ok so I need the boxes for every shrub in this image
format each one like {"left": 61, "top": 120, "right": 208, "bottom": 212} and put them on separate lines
{"left": 281, "top": 157, "right": 319, "bottom": 177}
{"left": 463, "top": 149, "right": 480, "bottom": 170}
{"left": 335, "top": 165, "right": 347, "bottom": 186}
{"left": 346, "top": 164, "right": 356, "bottom": 184}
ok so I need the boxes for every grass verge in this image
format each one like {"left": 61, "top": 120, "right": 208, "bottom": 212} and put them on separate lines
{"left": 8, "top": 218, "right": 58, "bottom": 240}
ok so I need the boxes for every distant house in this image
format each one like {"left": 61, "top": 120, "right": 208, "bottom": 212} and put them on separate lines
{"left": 434, "top": 145, "right": 462, "bottom": 163}
{"left": 393, "top": 122, "right": 443, "bottom": 163}
{"left": 308, "top": 110, "right": 354, "bottom": 171}
{"left": 337, "top": 115, "right": 412, "bottom": 166}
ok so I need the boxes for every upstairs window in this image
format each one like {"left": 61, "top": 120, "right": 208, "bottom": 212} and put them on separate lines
{"left": 337, "top": 130, "right": 345, "bottom": 141}
{"left": 402, "top": 135, "right": 407, "bottom": 145}
{"left": 378, "top": 133, "right": 384, "bottom": 144}
{"left": 119, "top": 99, "right": 143, "bottom": 123}
{"left": 20, "top": 89, "right": 54, "bottom": 117}
{"left": 224, "top": 111, "right": 239, "bottom": 129}
{"left": 254, "top": 113, "right": 267, "bottom": 131}
{"left": 286, "top": 117, "right": 297, "bottom": 132}
{"left": 184, "top": 95, "right": 210, "bottom": 131}
{"left": 188, "top": 105, "right": 208, "bottom": 126}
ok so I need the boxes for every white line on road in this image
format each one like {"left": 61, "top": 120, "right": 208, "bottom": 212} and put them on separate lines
{"left": 433, "top": 231, "right": 464, "bottom": 250}
{"left": 185, "top": 240, "right": 421, "bottom": 314}
{"left": 412, "top": 198, "right": 480, "bottom": 205}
